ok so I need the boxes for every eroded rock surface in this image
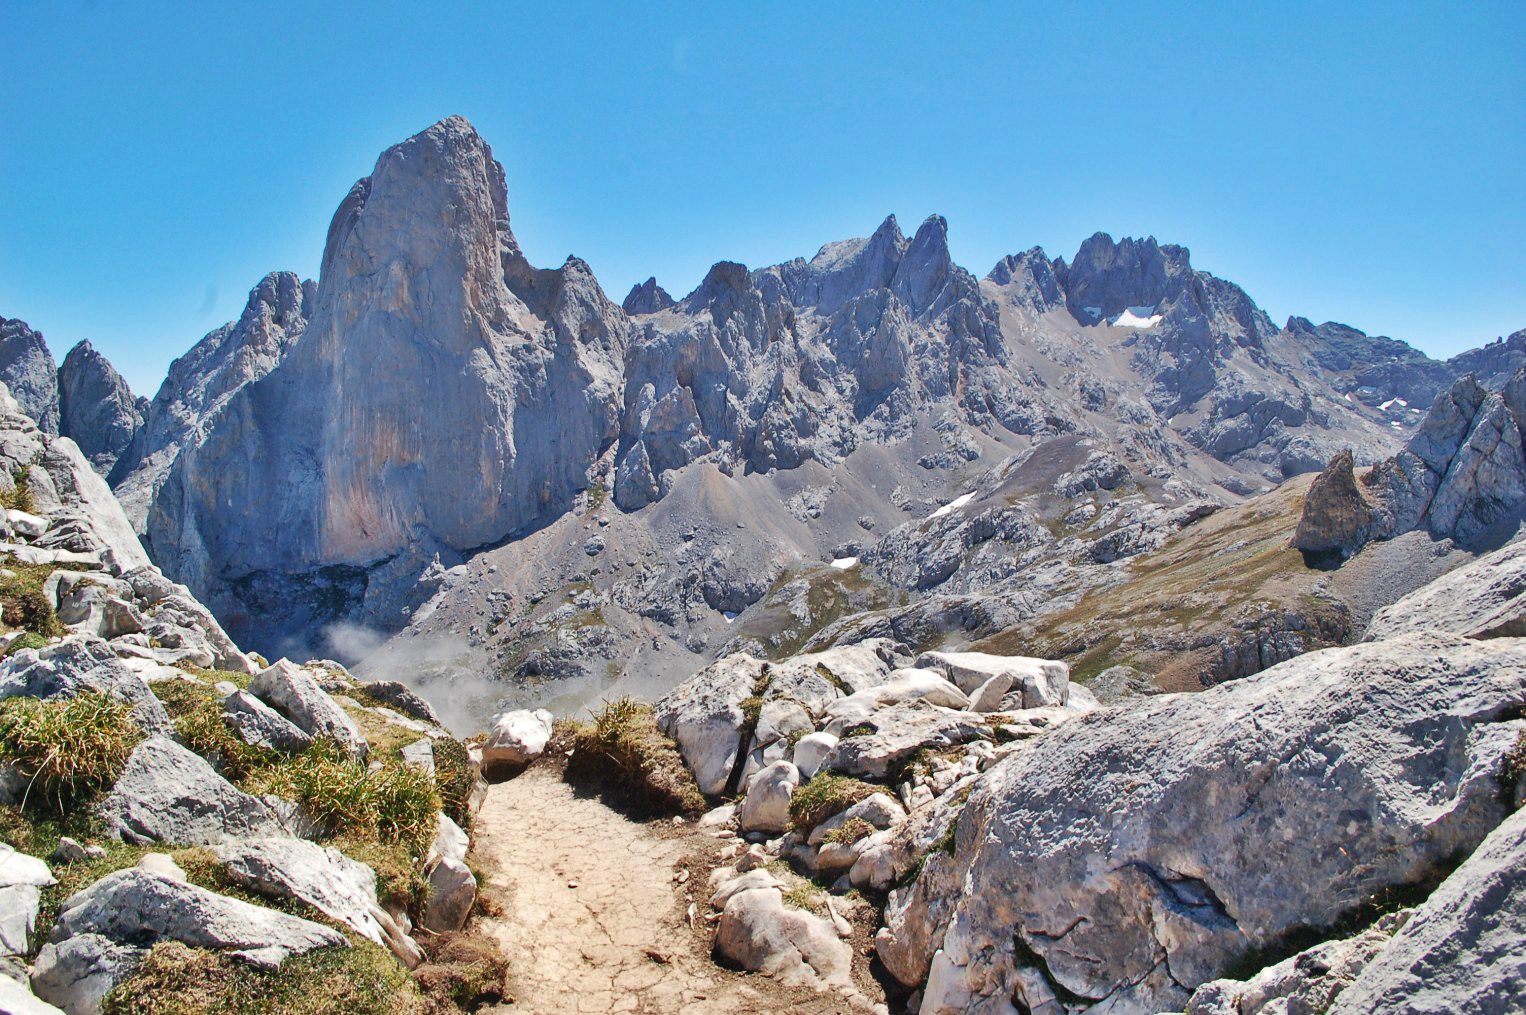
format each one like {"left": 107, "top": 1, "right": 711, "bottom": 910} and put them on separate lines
{"left": 879, "top": 633, "right": 1526, "bottom": 1013}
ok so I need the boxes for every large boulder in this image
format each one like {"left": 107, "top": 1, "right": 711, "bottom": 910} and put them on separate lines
{"left": 358, "top": 679, "right": 442, "bottom": 725}
{"left": 32, "top": 868, "right": 346, "bottom": 1012}
{"left": 1328, "top": 803, "right": 1526, "bottom": 1015}
{"left": 654, "top": 654, "right": 768, "bottom": 796}
{"left": 421, "top": 813, "right": 476, "bottom": 934}
{"left": 212, "top": 837, "right": 421, "bottom": 966}
{"left": 826, "top": 700, "right": 989, "bottom": 780}
{"left": 480, "top": 708, "right": 553, "bottom": 769}
{"left": 712, "top": 879, "right": 852, "bottom": 992}
{"left": 221, "top": 690, "right": 313, "bottom": 754}
{"left": 0, "top": 842, "right": 55, "bottom": 957}
{"left": 97, "top": 737, "right": 289, "bottom": 845}
{"left": 248, "top": 660, "right": 367, "bottom": 760}
{"left": 0, "top": 638, "right": 169, "bottom": 735}
{"left": 737, "top": 760, "right": 799, "bottom": 834}
{"left": 55, "top": 582, "right": 144, "bottom": 640}
{"left": 823, "top": 670, "right": 972, "bottom": 734}
{"left": 879, "top": 633, "right": 1526, "bottom": 1014}
{"left": 1366, "top": 538, "right": 1526, "bottom": 642}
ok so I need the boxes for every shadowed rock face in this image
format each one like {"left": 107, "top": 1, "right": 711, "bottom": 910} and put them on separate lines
{"left": 0, "top": 317, "right": 59, "bottom": 434}
{"left": 144, "top": 116, "right": 626, "bottom": 645}
{"left": 621, "top": 277, "right": 674, "bottom": 315}
{"left": 109, "top": 270, "right": 314, "bottom": 530}
{"left": 58, "top": 340, "right": 145, "bottom": 473}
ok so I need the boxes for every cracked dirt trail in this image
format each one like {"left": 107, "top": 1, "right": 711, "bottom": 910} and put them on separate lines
{"left": 475, "top": 766, "right": 854, "bottom": 1014}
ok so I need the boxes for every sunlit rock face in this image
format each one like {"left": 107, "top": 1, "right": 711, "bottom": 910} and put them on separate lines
{"left": 145, "top": 116, "right": 626, "bottom": 648}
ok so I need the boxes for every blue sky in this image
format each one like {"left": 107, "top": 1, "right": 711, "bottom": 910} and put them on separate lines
{"left": 2, "top": 1, "right": 1521, "bottom": 395}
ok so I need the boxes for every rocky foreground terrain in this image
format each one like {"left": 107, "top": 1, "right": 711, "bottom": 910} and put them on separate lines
{"left": 0, "top": 113, "right": 1523, "bottom": 1014}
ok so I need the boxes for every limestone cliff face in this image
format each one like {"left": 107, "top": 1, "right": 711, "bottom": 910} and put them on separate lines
{"left": 57, "top": 340, "right": 145, "bottom": 473}
{"left": 0, "top": 317, "right": 59, "bottom": 434}
{"left": 613, "top": 214, "right": 1035, "bottom": 511}
{"left": 145, "top": 116, "right": 625, "bottom": 639}
{"left": 110, "top": 271, "right": 314, "bottom": 530}
{"left": 1295, "top": 369, "right": 1526, "bottom": 558}
{"left": 118, "top": 114, "right": 1520, "bottom": 666}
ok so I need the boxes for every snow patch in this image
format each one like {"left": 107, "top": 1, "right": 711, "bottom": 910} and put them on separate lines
{"left": 1344, "top": 393, "right": 1354, "bottom": 402}
{"left": 1389, "top": 421, "right": 1403, "bottom": 429}
{"left": 929, "top": 493, "right": 975, "bottom": 519}
{"left": 1111, "top": 306, "right": 1162, "bottom": 328}
{"left": 722, "top": 610, "right": 739, "bottom": 623}
{"left": 829, "top": 557, "right": 860, "bottom": 570}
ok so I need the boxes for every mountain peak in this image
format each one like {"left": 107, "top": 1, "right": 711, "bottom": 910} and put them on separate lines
{"left": 622, "top": 277, "right": 675, "bottom": 315}
{"left": 59, "top": 336, "right": 142, "bottom": 473}
{"left": 1064, "top": 232, "right": 1196, "bottom": 321}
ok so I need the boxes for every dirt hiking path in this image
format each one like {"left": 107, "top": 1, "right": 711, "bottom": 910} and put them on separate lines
{"left": 475, "top": 765, "right": 872, "bottom": 1014}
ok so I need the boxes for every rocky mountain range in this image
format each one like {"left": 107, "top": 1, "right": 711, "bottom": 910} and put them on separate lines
{"left": 0, "top": 113, "right": 1522, "bottom": 1015}
{"left": 2, "top": 115, "right": 1523, "bottom": 716}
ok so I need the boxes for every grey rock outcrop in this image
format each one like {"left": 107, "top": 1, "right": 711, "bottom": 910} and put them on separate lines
{"left": 0, "top": 382, "right": 151, "bottom": 575}
{"left": 1185, "top": 911, "right": 1409, "bottom": 1015}
{"left": 711, "top": 870, "right": 853, "bottom": 992}
{"left": 109, "top": 271, "right": 312, "bottom": 531}
{"left": 1296, "top": 369, "right": 1526, "bottom": 558}
{"left": 57, "top": 341, "right": 144, "bottom": 475}
{"left": 1327, "top": 804, "right": 1526, "bottom": 1015}
{"left": 480, "top": 707, "right": 553, "bottom": 769}
{"left": 213, "top": 837, "right": 420, "bottom": 964}
{"left": 421, "top": 813, "right": 475, "bottom": 933}
{"left": 0, "top": 318, "right": 59, "bottom": 434}
{"left": 97, "top": 736, "right": 289, "bottom": 845}
{"left": 0, "top": 639, "right": 170, "bottom": 735}
{"left": 222, "top": 689, "right": 314, "bottom": 754}
{"left": 0, "top": 842, "right": 55, "bottom": 957}
{"left": 655, "top": 642, "right": 904, "bottom": 796}
{"left": 621, "top": 277, "right": 675, "bottom": 315}
{"left": 878, "top": 633, "right": 1526, "bottom": 1013}
{"left": 33, "top": 868, "right": 346, "bottom": 1011}
{"left": 1365, "top": 538, "right": 1526, "bottom": 642}
{"left": 247, "top": 660, "right": 367, "bottom": 760}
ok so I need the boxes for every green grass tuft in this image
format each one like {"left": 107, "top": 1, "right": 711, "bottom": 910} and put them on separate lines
{"left": 0, "top": 693, "right": 142, "bottom": 811}
{"left": 565, "top": 697, "right": 704, "bottom": 815}
{"left": 151, "top": 679, "right": 282, "bottom": 782}
{"left": 100, "top": 939, "right": 426, "bottom": 1015}
{"left": 246, "top": 740, "right": 440, "bottom": 856}
{"left": 821, "top": 816, "right": 875, "bottom": 846}
{"left": 0, "top": 556, "right": 85, "bottom": 637}
{"left": 0, "top": 466, "right": 35, "bottom": 514}
{"left": 431, "top": 736, "right": 478, "bottom": 832}
{"left": 788, "top": 773, "right": 876, "bottom": 835}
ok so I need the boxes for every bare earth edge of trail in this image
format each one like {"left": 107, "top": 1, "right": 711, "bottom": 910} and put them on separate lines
{"left": 472, "top": 763, "right": 891, "bottom": 1015}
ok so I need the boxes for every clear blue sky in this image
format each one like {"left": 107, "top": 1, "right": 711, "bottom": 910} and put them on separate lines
{"left": 2, "top": 1, "right": 1521, "bottom": 395}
